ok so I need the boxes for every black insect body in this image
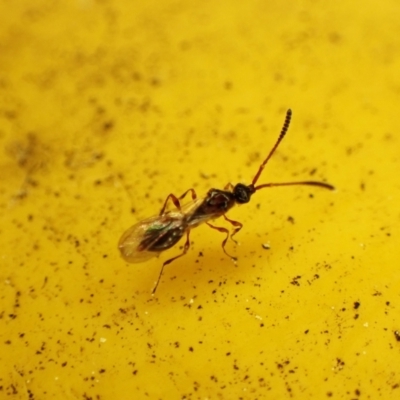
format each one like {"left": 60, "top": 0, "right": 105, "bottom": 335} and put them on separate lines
{"left": 118, "top": 110, "right": 334, "bottom": 294}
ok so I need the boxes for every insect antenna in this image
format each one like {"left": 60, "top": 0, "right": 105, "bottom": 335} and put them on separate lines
{"left": 251, "top": 109, "right": 334, "bottom": 192}
{"left": 251, "top": 109, "right": 292, "bottom": 187}
{"left": 255, "top": 180, "right": 334, "bottom": 191}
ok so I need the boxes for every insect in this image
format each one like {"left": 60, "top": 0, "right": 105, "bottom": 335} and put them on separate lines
{"left": 119, "top": 109, "right": 334, "bottom": 294}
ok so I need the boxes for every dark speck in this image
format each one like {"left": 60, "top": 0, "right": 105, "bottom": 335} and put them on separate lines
{"left": 353, "top": 301, "right": 361, "bottom": 309}
{"left": 394, "top": 331, "right": 400, "bottom": 342}
{"left": 290, "top": 276, "right": 301, "bottom": 286}
{"left": 287, "top": 216, "right": 295, "bottom": 224}
{"left": 328, "top": 31, "right": 342, "bottom": 44}
{"left": 224, "top": 81, "right": 233, "bottom": 90}
{"left": 150, "top": 78, "right": 161, "bottom": 86}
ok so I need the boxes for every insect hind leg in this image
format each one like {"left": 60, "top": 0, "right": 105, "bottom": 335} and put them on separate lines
{"left": 206, "top": 222, "right": 237, "bottom": 262}
{"left": 151, "top": 230, "right": 191, "bottom": 295}
{"left": 159, "top": 188, "right": 197, "bottom": 215}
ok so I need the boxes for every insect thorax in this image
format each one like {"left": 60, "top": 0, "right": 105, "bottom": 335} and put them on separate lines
{"left": 187, "top": 189, "right": 236, "bottom": 225}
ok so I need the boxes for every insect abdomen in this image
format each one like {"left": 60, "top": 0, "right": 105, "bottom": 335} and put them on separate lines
{"left": 140, "top": 225, "right": 186, "bottom": 252}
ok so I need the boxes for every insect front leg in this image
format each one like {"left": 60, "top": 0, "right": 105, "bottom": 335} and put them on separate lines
{"left": 223, "top": 214, "right": 243, "bottom": 245}
{"left": 206, "top": 222, "right": 237, "bottom": 262}
{"left": 151, "top": 230, "right": 191, "bottom": 295}
{"left": 159, "top": 188, "right": 197, "bottom": 216}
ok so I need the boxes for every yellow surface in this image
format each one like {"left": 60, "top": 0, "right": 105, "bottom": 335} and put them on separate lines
{"left": 1, "top": 1, "right": 400, "bottom": 399}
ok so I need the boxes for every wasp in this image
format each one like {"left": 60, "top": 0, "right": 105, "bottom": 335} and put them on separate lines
{"left": 118, "top": 109, "right": 334, "bottom": 294}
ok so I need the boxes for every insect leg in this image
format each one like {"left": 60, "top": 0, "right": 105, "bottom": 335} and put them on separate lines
{"left": 151, "top": 230, "right": 191, "bottom": 295}
{"left": 224, "top": 182, "right": 234, "bottom": 191}
{"left": 159, "top": 188, "right": 197, "bottom": 215}
{"left": 223, "top": 214, "right": 243, "bottom": 245}
{"left": 206, "top": 222, "right": 237, "bottom": 261}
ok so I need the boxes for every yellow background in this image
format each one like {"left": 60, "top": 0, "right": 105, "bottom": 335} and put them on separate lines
{"left": 1, "top": 0, "right": 400, "bottom": 399}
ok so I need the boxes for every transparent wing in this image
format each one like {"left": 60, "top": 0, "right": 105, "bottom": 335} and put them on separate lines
{"left": 167, "top": 196, "right": 204, "bottom": 215}
{"left": 118, "top": 211, "right": 186, "bottom": 263}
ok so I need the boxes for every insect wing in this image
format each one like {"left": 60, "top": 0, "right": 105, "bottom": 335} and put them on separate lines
{"left": 118, "top": 212, "right": 185, "bottom": 263}
{"left": 179, "top": 196, "right": 204, "bottom": 214}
